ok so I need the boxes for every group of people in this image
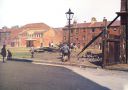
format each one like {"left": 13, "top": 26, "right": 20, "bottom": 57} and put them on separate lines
{"left": 49, "top": 42, "right": 54, "bottom": 47}
{"left": 0, "top": 45, "right": 12, "bottom": 62}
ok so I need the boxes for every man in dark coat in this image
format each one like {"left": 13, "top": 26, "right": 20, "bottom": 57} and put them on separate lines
{"left": 1, "top": 45, "right": 6, "bottom": 62}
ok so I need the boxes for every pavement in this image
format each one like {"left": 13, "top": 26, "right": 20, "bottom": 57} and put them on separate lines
{"left": 105, "top": 64, "right": 128, "bottom": 71}
{"left": 28, "top": 60, "right": 128, "bottom": 72}
{"left": 8, "top": 58, "right": 128, "bottom": 72}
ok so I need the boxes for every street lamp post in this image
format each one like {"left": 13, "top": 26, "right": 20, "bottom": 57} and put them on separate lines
{"left": 65, "top": 8, "right": 74, "bottom": 60}
{"left": 102, "top": 17, "right": 108, "bottom": 67}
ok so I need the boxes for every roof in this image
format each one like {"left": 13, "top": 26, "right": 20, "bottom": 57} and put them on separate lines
{"left": 21, "top": 23, "right": 50, "bottom": 30}
{"left": 9, "top": 28, "right": 23, "bottom": 39}
{"left": 64, "top": 20, "right": 120, "bottom": 29}
{"left": 75, "top": 23, "right": 91, "bottom": 28}
{"left": 53, "top": 28, "right": 63, "bottom": 37}
{"left": 53, "top": 28, "right": 63, "bottom": 31}
{"left": 81, "top": 20, "right": 120, "bottom": 28}
{"left": 0, "top": 29, "right": 11, "bottom": 33}
{"left": 109, "top": 20, "right": 120, "bottom": 27}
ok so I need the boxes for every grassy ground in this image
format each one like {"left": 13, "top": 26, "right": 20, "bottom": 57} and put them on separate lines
{"left": 0, "top": 47, "right": 102, "bottom": 60}
{"left": 9, "top": 47, "right": 31, "bottom": 58}
{"left": 0, "top": 47, "right": 31, "bottom": 59}
{"left": 0, "top": 47, "right": 102, "bottom": 68}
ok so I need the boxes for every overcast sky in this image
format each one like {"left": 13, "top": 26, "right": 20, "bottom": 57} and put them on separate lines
{"left": 0, "top": 0, "right": 120, "bottom": 28}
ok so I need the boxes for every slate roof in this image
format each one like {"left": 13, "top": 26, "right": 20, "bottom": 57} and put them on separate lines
{"left": 64, "top": 20, "right": 120, "bottom": 29}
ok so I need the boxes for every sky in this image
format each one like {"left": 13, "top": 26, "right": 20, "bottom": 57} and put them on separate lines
{"left": 0, "top": 0, "right": 120, "bottom": 28}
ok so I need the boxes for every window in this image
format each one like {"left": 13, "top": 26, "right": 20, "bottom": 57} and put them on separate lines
{"left": 83, "top": 29, "right": 86, "bottom": 32}
{"left": 76, "top": 37, "right": 78, "bottom": 40}
{"left": 83, "top": 43, "right": 85, "bottom": 46}
{"left": 70, "top": 36, "right": 73, "bottom": 41}
{"left": 83, "top": 35, "right": 86, "bottom": 40}
{"left": 36, "top": 34, "right": 38, "bottom": 38}
{"left": 64, "top": 36, "right": 66, "bottom": 40}
{"left": 76, "top": 29, "right": 79, "bottom": 34}
{"left": 41, "top": 33, "right": 43, "bottom": 37}
{"left": 113, "top": 28, "right": 117, "bottom": 31}
{"left": 71, "top": 29, "right": 73, "bottom": 33}
{"left": 64, "top": 31, "right": 66, "bottom": 35}
{"left": 92, "top": 28, "right": 95, "bottom": 32}
{"left": 32, "top": 34, "right": 34, "bottom": 38}
{"left": 39, "top": 33, "right": 41, "bottom": 37}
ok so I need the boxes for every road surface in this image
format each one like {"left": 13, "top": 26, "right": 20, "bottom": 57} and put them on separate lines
{"left": 0, "top": 61, "right": 128, "bottom": 90}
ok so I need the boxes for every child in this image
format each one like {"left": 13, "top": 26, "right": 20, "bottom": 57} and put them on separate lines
{"left": 7, "top": 49, "right": 12, "bottom": 60}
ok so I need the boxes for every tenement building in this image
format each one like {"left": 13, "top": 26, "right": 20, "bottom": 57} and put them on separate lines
{"left": 63, "top": 17, "right": 120, "bottom": 49}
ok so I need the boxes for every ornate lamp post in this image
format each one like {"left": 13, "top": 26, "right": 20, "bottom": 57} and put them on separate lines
{"left": 65, "top": 8, "right": 74, "bottom": 60}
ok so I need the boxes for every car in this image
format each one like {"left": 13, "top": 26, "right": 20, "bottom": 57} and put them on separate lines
{"left": 34, "top": 47, "right": 59, "bottom": 53}
{"left": 34, "top": 47, "right": 45, "bottom": 52}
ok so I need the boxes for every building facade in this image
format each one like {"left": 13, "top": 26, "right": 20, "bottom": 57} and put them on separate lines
{"left": 63, "top": 17, "right": 120, "bottom": 49}
{"left": 0, "top": 29, "right": 11, "bottom": 46}
{"left": 0, "top": 23, "right": 63, "bottom": 48}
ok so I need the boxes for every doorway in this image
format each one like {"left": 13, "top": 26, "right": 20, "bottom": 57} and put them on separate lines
{"left": 26, "top": 40, "right": 34, "bottom": 47}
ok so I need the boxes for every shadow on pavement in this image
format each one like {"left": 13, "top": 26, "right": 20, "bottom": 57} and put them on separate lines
{"left": 89, "top": 61, "right": 102, "bottom": 66}
{"left": 8, "top": 58, "right": 33, "bottom": 62}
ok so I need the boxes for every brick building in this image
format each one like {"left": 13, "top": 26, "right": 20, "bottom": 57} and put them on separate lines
{"left": 0, "top": 19, "right": 120, "bottom": 49}
{"left": 0, "top": 23, "right": 63, "bottom": 48}
{"left": 63, "top": 17, "right": 120, "bottom": 49}
{"left": 0, "top": 28, "right": 11, "bottom": 46}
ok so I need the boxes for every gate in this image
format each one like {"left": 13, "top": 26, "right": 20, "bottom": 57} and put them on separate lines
{"left": 106, "top": 40, "right": 120, "bottom": 65}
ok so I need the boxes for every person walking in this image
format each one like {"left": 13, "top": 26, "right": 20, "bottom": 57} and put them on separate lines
{"left": 1, "top": 45, "right": 7, "bottom": 62}
{"left": 60, "top": 44, "right": 70, "bottom": 62}
{"left": 30, "top": 47, "right": 34, "bottom": 58}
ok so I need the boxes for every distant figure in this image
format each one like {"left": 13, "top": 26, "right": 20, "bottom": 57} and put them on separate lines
{"left": 40, "top": 43, "right": 43, "bottom": 47}
{"left": 70, "top": 43, "right": 74, "bottom": 49}
{"left": 73, "top": 43, "right": 77, "bottom": 52}
{"left": 30, "top": 47, "right": 34, "bottom": 58}
{"left": 60, "top": 44, "right": 70, "bottom": 62}
{"left": 49, "top": 42, "right": 51, "bottom": 47}
{"left": 7, "top": 49, "right": 12, "bottom": 60}
{"left": 1, "top": 45, "right": 6, "bottom": 62}
{"left": 50, "top": 42, "right": 54, "bottom": 47}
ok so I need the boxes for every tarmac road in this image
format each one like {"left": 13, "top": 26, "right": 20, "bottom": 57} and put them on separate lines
{"left": 0, "top": 61, "right": 109, "bottom": 90}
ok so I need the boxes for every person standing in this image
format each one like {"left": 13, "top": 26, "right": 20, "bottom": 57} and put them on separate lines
{"left": 1, "top": 45, "right": 6, "bottom": 62}
{"left": 50, "top": 42, "right": 54, "bottom": 47}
